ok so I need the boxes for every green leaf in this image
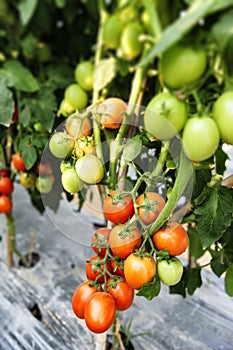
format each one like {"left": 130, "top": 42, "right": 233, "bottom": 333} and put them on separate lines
{"left": 194, "top": 186, "right": 233, "bottom": 249}
{"left": 210, "top": 250, "right": 228, "bottom": 277}
{"left": 22, "top": 145, "right": 37, "bottom": 170}
{"left": 30, "top": 88, "right": 56, "bottom": 131}
{"left": 93, "top": 57, "right": 116, "bottom": 91}
{"left": 136, "top": 275, "right": 161, "bottom": 300}
{"left": 3, "top": 60, "right": 39, "bottom": 92}
{"left": 19, "top": 104, "right": 31, "bottom": 127}
{"left": 188, "top": 226, "right": 205, "bottom": 260}
{"left": 215, "top": 148, "right": 229, "bottom": 175}
{"left": 225, "top": 263, "right": 233, "bottom": 296}
{"left": 122, "top": 139, "right": 142, "bottom": 164}
{"left": 192, "top": 167, "right": 212, "bottom": 199}
{"left": 211, "top": 8, "right": 233, "bottom": 51}
{"left": 17, "top": 0, "right": 38, "bottom": 26}
{"left": 169, "top": 267, "right": 202, "bottom": 297}
{"left": 0, "top": 84, "right": 14, "bottom": 126}
{"left": 141, "top": 0, "right": 233, "bottom": 66}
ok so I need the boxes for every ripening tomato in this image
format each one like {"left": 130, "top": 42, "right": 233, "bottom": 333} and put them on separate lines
{"left": 19, "top": 172, "right": 37, "bottom": 189}
{"left": 91, "top": 227, "right": 111, "bottom": 257}
{"left": 152, "top": 221, "right": 189, "bottom": 256}
{"left": 72, "top": 281, "right": 98, "bottom": 319}
{"left": 107, "top": 279, "right": 134, "bottom": 311}
{"left": 84, "top": 292, "right": 116, "bottom": 334}
{"left": 12, "top": 152, "right": 26, "bottom": 172}
{"left": 213, "top": 90, "right": 233, "bottom": 145}
{"left": 86, "top": 255, "right": 112, "bottom": 283}
{"left": 109, "top": 224, "right": 141, "bottom": 259}
{"left": 136, "top": 192, "right": 166, "bottom": 225}
{"left": 103, "top": 190, "right": 134, "bottom": 224}
{"left": 49, "top": 132, "right": 75, "bottom": 159}
{"left": 94, "top": 97, "right": 127, "bottom": 129}
{"left": 0, "top": 195, "right": 13, "bottom": 214}
{"left": 65, "top": 114, "right": 92, "bottom": 139}
{"left": 0, "top": 177, "right": 14, "bottom": 195}
{"left": 124, "top": 253, "right": 156, "bottom": 290}
{"left": 157, "top": 257, "right": 183, "bottom": 286}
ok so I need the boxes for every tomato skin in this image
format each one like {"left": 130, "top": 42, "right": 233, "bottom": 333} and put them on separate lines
{"left": 159, "top": 44, "right": 207, "bottom": 90}
{"left": 102, "top": 15, "right": 124, "bottom": 49}
{"left": 36, "top": 175, "right": 53, "bottom": 194}
{"left": 0, "top": 177, "right": 14, "bottom": 195}
{"left": 84, "top": 292, "right": 116, "bottom": 334}
{"left": 136, "top": 192, "right": 166, "bottom": 225}
{"left": 94, "top": 97, "right": 127, "bottom": 129}
{"left": 19, "top": 172, "right": 37, "bottom": 189}
{"left": 91, "top": 227, "right": 111, "bottom": 257}
{"left": 0, "top": 195, "right": 13, "bottom": 214}
{"left": 65, "top": 114, "right": 92, "bottom": 139}
{"left": 103, "top": 190, "right": 134, "bottom": 224}
{"left": 182, "top": 116, "right": 220, "bottom": 162}
{"left": 124, "top": 253, "right": 156, "bottom": 290}
{"left": 49, "top": 132, "right": 75, "bottom": 159}
{"left": 107, "top": 279, "right": 134, "bottom": 311}
{"left": 75, "top": 154, "right": 104, "bottom": 184}
{"left": 12, "top": 153, "right": 26, "bottom": 172}
{"left": 157, "top": 257, "right": 183, "bottom": 286}
{"left": 64, "top": 83, "right": 88, "bottom": 110}
{"left": 72, "top": 281, "right": 98, "bottom": 319}
{"left": 213, "top": 90, "right": 233, "bottom": 145}
{"left": 109, "top": 224, "right": 141, "bottom": 259}
{"left": 120, "top": 21, "right": 144, "bottom": 60}
{"left": 86, "top": 255, "right": 112, "bottom": 283}
{"left": 61, "top": 168, "right": 84, "bottom": 194}
{"left": 153, "top": 222, "right": 189, "bottom": 256}
{"left": 74, "top": 61, "right": 94, "bottom": 91}
{"left": 144, "top": 92, "right": 188, "bottom": 139}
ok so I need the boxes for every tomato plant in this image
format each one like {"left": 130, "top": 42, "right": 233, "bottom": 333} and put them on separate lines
{"left": 103, "top": 190, "right": 134, "bottom": 224}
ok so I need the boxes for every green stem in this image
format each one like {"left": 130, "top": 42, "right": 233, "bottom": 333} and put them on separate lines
{"left": 151, "top": 141, "right": 170, "bottom": 177}
{"left": 142, "top": 0, "right": 162, "bottom": 39}
{"left": 0, "top": 144, "right": 7, "bottom": 168}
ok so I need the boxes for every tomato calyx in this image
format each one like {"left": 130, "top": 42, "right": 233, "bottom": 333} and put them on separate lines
{"left": 136, "top": 194, "right": 160, "bottom": 218}
{"left": 91, "top": 232, "right": 110, "bottom": 255}
{"left": 107, "top": 188, "right": 130, "bottom": 206}
{"left": 117, "top": 222, "right": 137, "bottom": 239}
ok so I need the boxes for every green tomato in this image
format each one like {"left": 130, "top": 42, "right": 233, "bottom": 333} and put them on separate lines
{"left": 159, "top": 44, "right": 207, "bottom": 90}
{"left": 57, "top": 99, "right": 75, "bottom": 117}
{"left": 60, "top": 160, "right": 73, "bottom": 173}
{"left": 74, "top": 61, "right": 94, "bottom": 92}
{"left": 102, "top": 15, "right": 124, "bottom": 49}
{"left": 36, "top": 175, "right": 53, "bottom": 194}
{"left": 75, "top": 154, "right": 104, "bottom": 184}
{"left": 34, "top": 122, "right": 47, "bottom": 133}
{"left": 61, "top": 168, "right": 84, "bottom": 194}
{"left": 213, "top": 91, "right": 233, "bottom": 145}
{"left": 144, "top": 92, "right": 187, "bottom": 139}
{"left": 120, "top": 21, "right": 144, "bottom": 60}
{"left": 49, "top": 132, "right": 75, "bottom": 159}
{"left": 157, "top": 257, "right": 183, "bottom": 286}
{"left": 182, "top": 116, "right": 220, "bottom": 162}
{"left": 64, "top": 83, "right": 88, "bottom": 110}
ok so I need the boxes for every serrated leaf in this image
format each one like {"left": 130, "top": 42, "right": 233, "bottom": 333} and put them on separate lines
{"left": 225, "top": 263, "right": 233, "bottom": 296}
{"left": 122, "top": 139, "right": 142, "bottom": 164}
{"left": 22, "top": 145, "right": 37, "bottom": 170}
{"left": 93, "top": 57, "right": 116, "bottom": 91}
{"left": 0, "top": 84, "right": 14, "bottom": 126}
{"left": 3, "top": 60, "right": 39, "bottom": 92}
{"left": 136, "top": 275, "right": 161, "bottom": 300}
{"left": 194, "top": 186, "right": 233, "bottom": 249}
{"left": 17, "top": 0, "right": 38, "bottom": 26}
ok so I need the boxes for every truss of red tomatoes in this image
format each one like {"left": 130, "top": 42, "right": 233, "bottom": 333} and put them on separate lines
{"left": 72, "top": 189, "right": 189, "bottom": 334}
{"left": 0, "top": 169, "right": 14, "bottom": 214}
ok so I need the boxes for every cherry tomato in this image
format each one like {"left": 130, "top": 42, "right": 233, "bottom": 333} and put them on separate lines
{"left": 109, "top": 224, "right": 141, "bottom": 259}
{"left": 91, "top": 227, "right": 111, "bottom": 257}
{"left": 61, "top": 168, "right": 84, "bottom": 194}
{"left": 103, "top": 190, "right": 134, "bottom": 224}
{"left": 136, "top": 192, "right": 166, "bottom": 225}
{"left": 72, "top": 281, "right": 98, "bottom": 319}
{"left": 120, "top": 21, "right": 144, "bottom": 60}
{"left": 124, "top": 253, "right": 156, "bottom": 290}
{"left": 57, "top": 99, "right": 75, "bottom": 117}
{"left": 144, "top": 92, "right": 188, "bottom": 139}
{"left": 19, "top": 172, "right": 37, "bottom": 189}
{"left": 213, "top": 90, "right": 233, "bottom": 145}
{"left": 86, "top": 255, "right": 112, "bottom": 283}
{"left": 107, "top": 279, "right": 134, "bottom": 311}
{"left": 182, "top": 116, "right": 220, "bottom": 162}
{"left": 0, "top": 195, "right": 13, "bottom": 214}
{"left": 157, "top": 257, "right": 183, "bottom": 286}
{"left": 75, "top": 154, "right": 104, "bottom": 184}
{"left": 12, "top": 152, "right": 26, "bottom": 172}
{"left": 110, "top": 258, "right": 125, "bottom": 277}
{"left": 64, "top": 83, "right": 88, "bottom": 110}
{"left": 84, "top": 292, "right": 116, "bottom": 334}
{"left": 94, "top": 97, "right": 127, "bottom": 129}
{"left": 0, "top": 177, "right": 14, "bottom": 195}
{"left": 49, "top": 132, "right": 75, "bottom": 159}
{"left": 152, "top": 221, "right": 189, "bottom": 256}
{"left": 65, "top": 114, "right": 92, "bottom": 139}
{"left": 0, "top": 169, "right": 10, "bottom": 177}
{"left": 36, "top": 175, "right": 53, "bottom": 194}
{"left": 102, "top": 15, "right": 124, "bottom": 49}
{"left": 159, "top": 44, "right": 207, "bottom": 90}
{"left": 74, "top": 61, "right": 94, "bottom": 91}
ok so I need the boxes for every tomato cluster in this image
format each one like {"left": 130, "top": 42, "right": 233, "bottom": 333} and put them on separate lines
{"left": 72, "top": 188, "right": 189, "bottom": 334}
{"left": 0, "top": 170, "right": 14, "bottom": 214}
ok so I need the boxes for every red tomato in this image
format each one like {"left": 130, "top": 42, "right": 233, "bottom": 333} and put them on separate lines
{"left": 136, "top": 192, "right": 166, "bottom": 225}
{"left": 110, "top": 258, "right": 125, "bottom": 277}
{"left": 124, "top": 253, "right": 156, "bottom": 290}
{"left": 86, "top": 255, "right": 112, "bottom": 283}
{"left": 0, "top": 195, "right": 13, "bottom": 214}
{"left": 152, "top": 221, "right": 189, "bottom": 256}
{"left": 12, "top": 152, "right": 26, "bottom": 172}
{"left": 103, "top": 190, "right": 134, "bottom": 224}
{"left": 72, "top": 281, "right": 98, "bottom": 319}
{"left": 94, "top": 97, "right": 127, "bottom": 129}
{"left": 84, "top": 292, "right": 116, "bottom": 333}
{"left": 0, "top": 169, "right": 10, "bottom": 177}
{"left": 91, "top": 227, "right": 111, "bottom": 257}
{"left": 109, "top": 224, "right": 141, "bottom": 259}
{"left": 0, "top": 177, "right": 14, "bottom": 195}
{"left": 108, "top": 279, "right": 134, "bottom": 311}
